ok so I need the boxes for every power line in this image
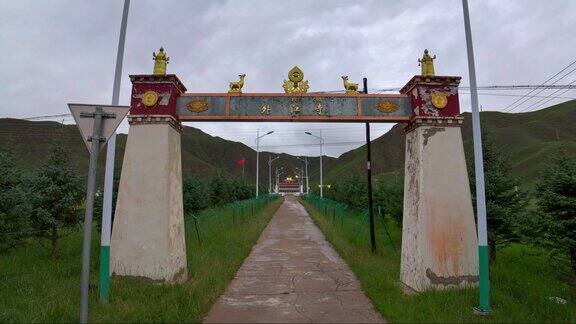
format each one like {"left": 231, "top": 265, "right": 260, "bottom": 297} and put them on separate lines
{"left": 504, "top": 66, "right": 576, "bottom": 112}
{"left": 501, "top": 58, "right": 576, "bottom": 112}
{"left": 518, "top": 79, "right": 576, "bottom": 112}
{"left": 372, "top": 84, "right": 576, "bottom": 92}
{"left": 459, "top": 91, "right": 575, "bottom": 100}
{"left": 22, "top": 113, "right": 72, "bottom": 121}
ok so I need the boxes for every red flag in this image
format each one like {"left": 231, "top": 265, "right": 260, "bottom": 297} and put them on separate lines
{"left": 237, "top": 158, "right": 245, "bottom": 166}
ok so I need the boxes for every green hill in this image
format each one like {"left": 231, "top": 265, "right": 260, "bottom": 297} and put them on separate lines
{"left": 1, "top": 100, "right": 573, "bottom": 190}
{"left": 322, "top": 100, "right": 576, "bottom": 188}
{"left": 0, "top": 119, "right": 333, "bottom": 188}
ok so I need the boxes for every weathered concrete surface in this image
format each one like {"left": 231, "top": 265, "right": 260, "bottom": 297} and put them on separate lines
{"left": 204, "top": 196, "right": 384, "bottom": 323}
{"left": 111, "top": 121, "right": 187, "bottom": 283}
{"left": 401, "top": 125, "right": 478, "bottom": 292}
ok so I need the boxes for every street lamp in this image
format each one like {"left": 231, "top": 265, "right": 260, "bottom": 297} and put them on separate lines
{"left": 255, "top": 130, "right": 274, "bottom": 197}
{"left": 275, "top": 166, "right": 284, "bottom": 193}
{"left": 305, "top": 130, "right": 324, "bottom": 197}
{"left": 268, "top": 156, "right": 280, "bottom": 194}
{"left": 296, "top": 156, "right": 309, "bottom": 195}
{"left": 295, "top": 167, "right": 304, "bottom": 194}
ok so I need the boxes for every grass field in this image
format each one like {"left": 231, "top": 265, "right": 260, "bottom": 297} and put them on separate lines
{"left": 0, "top": 196, "right": 281, "bottom": 322}
{"left": 301, "top": 197, "right": 576, "bottom": 323}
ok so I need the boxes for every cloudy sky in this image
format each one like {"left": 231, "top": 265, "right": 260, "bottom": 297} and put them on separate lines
{"left": 1, "top": 0, "right": 575, "bottom": 157}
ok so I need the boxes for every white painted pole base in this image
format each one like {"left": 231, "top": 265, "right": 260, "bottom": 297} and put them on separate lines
{"left": 400, "top": 124, "right": 478, "bottom": 292}
{"left": 111, "top": 117, "right": 187, "bottom": 283}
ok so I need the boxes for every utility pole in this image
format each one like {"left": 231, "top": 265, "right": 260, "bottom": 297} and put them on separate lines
{"left": 462, "top": 0, "right": 491, "bottom": 315}
{"left": 305, "top": 157, "right": 309, "bottom": 195}
{"left": 364, "top": 77, "right": 376, "bottom": 253}
{"left": 305, "top": 131, "right": 324, "bottom": 197}
{"left": 295, "top": 167, "right": 304, "bottom": 194}
{"left": 256, "top": 130, "right": 259, "bottom": 197}
{"left": 297, "top": 156, "right": 309, "bottom": 195}
{"left": 268, "top": 156, "right": 279, "bottom": 194}
{"left": 255, "top": 130, "right": 274, "bottom": 197}
{"left": 100, "top": 0, "right": 130, "bottom": 304}
{"left": 275, "top": 166, "right": 284, "bottom": 193}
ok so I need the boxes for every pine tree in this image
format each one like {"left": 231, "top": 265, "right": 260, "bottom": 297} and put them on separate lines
{"left": 0, "top": 149, "right": 32, "bottom": 252}
{"left": 30, "top": 144, "right": 84, "bottom": 257}
{"left": 468, "top": 129, "right": 526, "bottom": 263}
{"left": 232, "top": 178, "right": 252, "bottom": 201}
{"left": 183, "top": 177, "right": 207, "bottom": 214}
{"left": 327, "top": 174, "right": 367, "bottom": 209}
{"left": 529, "top": 149, "right": 576, "bottom": 275}
{"left": 208, "top": 172, "right": 230, "bottom": 207}
{"left": 374, "top": 174, "right": 404, "bottom": 227}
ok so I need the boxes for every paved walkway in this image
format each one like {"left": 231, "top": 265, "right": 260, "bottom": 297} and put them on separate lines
{"left": 204, "top": 196, "right": 385, "bottom": 323}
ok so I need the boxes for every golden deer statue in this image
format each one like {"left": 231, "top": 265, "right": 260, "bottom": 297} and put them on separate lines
{"left": 228, "top": 74, "right": 246, "bottom": 93}
{"left": 341, "top": 76, "right": 359, "bottom": 94}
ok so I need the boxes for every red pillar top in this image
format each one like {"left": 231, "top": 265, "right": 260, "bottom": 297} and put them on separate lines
{"left": 129, "top": 74, "right": 187, "bottom": 118}
{"left": 400, "top": 75, "right": 462, "bottom": 119}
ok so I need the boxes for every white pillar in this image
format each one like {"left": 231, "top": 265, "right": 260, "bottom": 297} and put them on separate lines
{"left": 111, "top": 116, "right": 187, "bottom": 283}
{"left": 400, "top": 121, "right": 478, "bottom": 292}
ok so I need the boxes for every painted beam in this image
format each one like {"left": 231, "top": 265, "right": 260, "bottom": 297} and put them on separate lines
{"left": 175, "top": 93, "right": 412, "bottom": 123}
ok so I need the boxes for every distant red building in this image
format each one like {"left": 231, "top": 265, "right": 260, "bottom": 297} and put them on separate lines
{"left": 277, "top": 177, "right": 302, "bottom": 195}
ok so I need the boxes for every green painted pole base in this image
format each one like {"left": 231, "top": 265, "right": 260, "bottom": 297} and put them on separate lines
{"left": 476, "top": 245, "right": 491, "bottom": 314}
{"left": 99, "top": 245, "right": 110, "bottom": 303}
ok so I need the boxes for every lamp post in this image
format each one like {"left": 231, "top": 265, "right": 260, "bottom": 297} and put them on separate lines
{"left": 296, "top": 156, "right": 309, "bottom": 195}
{"left": 462, "top": 0, "right": 490, "bottom": 314}
{"left": 295, "top": 167, "right": 304, "bottom": 194}
{"left": 99, "top": 0, "right": 130, "bottom": 308}
{"left": 268, "top": 156, "right": 279, "bottom": 194}
{"left": 255, "top": 130, "right": 274, "bottom": 197}
{"left": 305, "top": 131, "right": 324, "bottom": 197}
{"left": 275, "top": 166, "right": 284, "bottom": 193}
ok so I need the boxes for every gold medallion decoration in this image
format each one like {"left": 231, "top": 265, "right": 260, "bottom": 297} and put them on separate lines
{"left": 431, "top": 91, "right": 448, "bottom": 109}
{"left": 142, "top": 90, "right": 159, "bottom": 107}
{"left": 375, "top": 100, "right": 398, "bottom": 113}
{"left": 186, "top": 99, "right": 209, "bottom": 113}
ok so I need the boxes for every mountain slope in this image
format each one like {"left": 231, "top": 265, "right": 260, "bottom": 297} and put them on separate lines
{"left": 322, "top": 100, "right": 576, "bottom": 188}
{"left": 0, "top": 118, "right": 332, "bottom": 187}
{"left": 1, "top": 100, "right": 573, "bottom": 190}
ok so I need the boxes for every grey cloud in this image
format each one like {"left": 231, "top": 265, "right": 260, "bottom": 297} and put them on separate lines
{"left": 1, "top": 0, "right": 574, "bottom": 157}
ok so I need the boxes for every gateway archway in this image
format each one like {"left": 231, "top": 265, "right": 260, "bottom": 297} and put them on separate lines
{"left": 110, "top": 48, "right": 478, "bottom": 292}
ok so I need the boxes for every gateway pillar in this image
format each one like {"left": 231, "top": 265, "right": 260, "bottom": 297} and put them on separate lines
{"left": 399, "top": 75, "right": 479, "bottom": 292}
{"left": 110, "top": 73, "right": 188, "bottom": 283}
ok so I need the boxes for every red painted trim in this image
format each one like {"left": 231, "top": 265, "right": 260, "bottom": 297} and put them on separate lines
{"left": 180, "top": 92, "right": 408, "bottom": 99}
{"left": 177, "top": 115, "right": 411, "bottom": 123}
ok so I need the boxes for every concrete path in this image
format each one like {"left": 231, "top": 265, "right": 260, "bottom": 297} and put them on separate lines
{"left": 204, "top": 196, "right": 385, "bottom": 323}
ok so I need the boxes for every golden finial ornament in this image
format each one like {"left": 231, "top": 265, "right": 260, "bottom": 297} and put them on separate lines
{"left": 418, "top": 49, "right": 436, "bottom": 76}
{"left": 228, "top": 74, "right": 246, "bottom": 93}
{"left": 283, "top": 66, "right": 309, "bottom": 93}
{"left": 152, "top": 47, "right": 170, "bottom": 75}
{"left": 341, "top": 76, "right": 359, "bottom": 94}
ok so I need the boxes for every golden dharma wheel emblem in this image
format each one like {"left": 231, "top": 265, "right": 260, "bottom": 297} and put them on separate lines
{"left": 431, "top": 91, "right": 448, "bottom": 109}
{"left": 376, "top": 100, "right": 398, "bottom": 113}
{"left": 283, "top": 66, "right": 309, "bottom": 94}
{"left": 142, "top": 90, "right": 159, "bottom": 107}
{"left": 186, "top": 99, "right": 209, "bottom": 113}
